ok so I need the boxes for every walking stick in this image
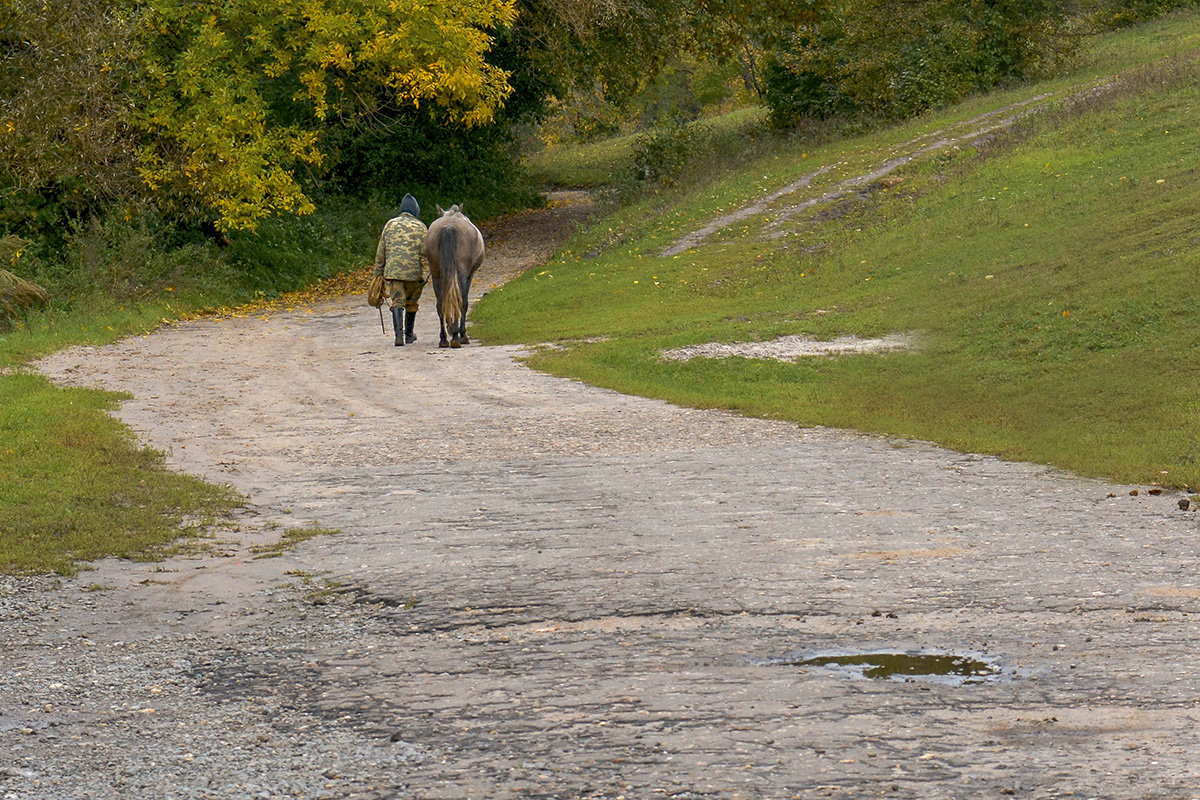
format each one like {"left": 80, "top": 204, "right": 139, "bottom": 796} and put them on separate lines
{"left": 378, "top": 305, "right": 385, "bottom": 334}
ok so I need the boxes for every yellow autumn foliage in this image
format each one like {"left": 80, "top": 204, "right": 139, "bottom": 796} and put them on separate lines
{"left": 134, "top": 0, "right": 517, "bottom": 233}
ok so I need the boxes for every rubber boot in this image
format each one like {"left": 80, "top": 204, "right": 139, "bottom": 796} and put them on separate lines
{"left": 404, "top": 310, "right": 417, "bottom": 344}
{"left": 391, "top": 306, "right": 404, "bottom": 346}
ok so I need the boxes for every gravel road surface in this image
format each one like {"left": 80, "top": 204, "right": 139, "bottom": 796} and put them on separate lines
{"left": 10, "top": 193, "right": 1200, "bottom": 800}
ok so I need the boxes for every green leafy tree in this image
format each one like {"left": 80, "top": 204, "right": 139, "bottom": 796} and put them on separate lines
{"left": 0, "top": 0, "right": 143, "bottom": 232}
{"left": 510, "top": 0, "right": 817, "bottom": 110}
{"left": 764, "top": 0, "right": 1076, "bottom": 127}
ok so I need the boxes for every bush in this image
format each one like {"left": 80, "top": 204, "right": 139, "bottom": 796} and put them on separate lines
{"left": 1088, "top": 0, "right": 1200, "bottom": 28}
{"left": 16, "top": 210, "right": 231, "bottom": 308}
{"left": 324, "top": 108, "right": 543, "bottom": 221}
{"left": 624, "top": 115, "right": 713, "bottom": 194}
{"left": 762, "top": 53, "right": 847, "bottom": 127}
{"left": 638, "top": 67, "right": 706, "bottom": 126}
{"left": 4, "top": 197, "right": 383, "bottom": 319}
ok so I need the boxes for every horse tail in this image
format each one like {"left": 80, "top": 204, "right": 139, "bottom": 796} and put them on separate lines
{"left": 437, "top": 225, "right": 464, "bottom": 330}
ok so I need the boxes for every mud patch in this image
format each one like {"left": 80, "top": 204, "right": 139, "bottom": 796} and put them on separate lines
{"left": 662, "top": 332, "right": 916, "bottom": 362}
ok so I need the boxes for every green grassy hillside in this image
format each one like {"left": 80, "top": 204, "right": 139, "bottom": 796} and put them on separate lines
{"left": 474, "top": 12, "right": 1200, "bottom": 488}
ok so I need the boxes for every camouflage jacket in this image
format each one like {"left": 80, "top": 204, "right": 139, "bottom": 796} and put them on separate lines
{"left": 374, "top": 213, "right": 428, "bottom": 282}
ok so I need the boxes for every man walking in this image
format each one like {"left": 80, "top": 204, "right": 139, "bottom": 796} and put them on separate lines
{"left": 373, "top": 194, "right": 427, "bottom": 346}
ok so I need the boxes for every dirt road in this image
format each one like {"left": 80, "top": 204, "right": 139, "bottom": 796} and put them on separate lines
{"left": 12, "top": 184, "right": 1200, "bottom": 800}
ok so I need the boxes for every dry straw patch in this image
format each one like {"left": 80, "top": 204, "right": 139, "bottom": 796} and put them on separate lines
{"left": 0, "top": 268, "right": 49, "bottom": 327}
{"left": 0, "top": 236, "right": 50, "bottom": 328}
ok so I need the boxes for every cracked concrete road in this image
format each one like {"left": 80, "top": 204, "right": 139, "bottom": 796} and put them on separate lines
{"left": 11, "top": 191, "right": 1200, "bottom": 800}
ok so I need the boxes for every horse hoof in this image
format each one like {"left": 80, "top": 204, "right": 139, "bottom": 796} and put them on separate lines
{"left": 450, "top": 341, "right": 462, "bottom": 349}
{"left": 439, "top": 341, "right": 450, "bottom": 348}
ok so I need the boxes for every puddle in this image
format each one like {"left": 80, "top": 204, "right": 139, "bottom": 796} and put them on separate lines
{"left": 766, "top": 650, "right": 1002, "bottom": 685}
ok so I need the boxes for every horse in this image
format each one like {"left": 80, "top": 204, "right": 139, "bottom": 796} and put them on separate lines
{"left": 422, "top": 204, "right": 485, "bottom": 349}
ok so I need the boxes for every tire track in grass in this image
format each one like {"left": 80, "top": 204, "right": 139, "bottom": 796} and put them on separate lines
{"left": 660, "top": 92, "right": 1059, "bottom": 257}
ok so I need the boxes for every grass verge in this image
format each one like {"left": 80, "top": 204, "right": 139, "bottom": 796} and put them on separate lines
{"left": 0, "top": 371, "right": 240, "bottom": 574}
{"left": 475, "top": 12, "right": 1200, "bottom": 488}
{"left": 0, "top": 200, "right": 388, "bottom": 575}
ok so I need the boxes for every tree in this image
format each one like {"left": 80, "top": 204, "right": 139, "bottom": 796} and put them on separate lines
{"left": 133, "top": 0, "right": 519, "bottom": 232}
{"left": 508, "top": 0, "right": 818, "bottom": 109}
{"left": 1, "top": 0, "right": 521, "bottom": 236}
{"left": 0, "top": 0, "right": 143, "bottom": 232}
{"left": 763, "top": 0, "right": 1075, "bottom": 127}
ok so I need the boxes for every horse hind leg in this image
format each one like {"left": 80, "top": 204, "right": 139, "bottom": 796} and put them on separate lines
{"left": 457, "top": 296, "right": 470, "bottom": 345}
{"left": 455, "top": 274, "right": 473, "bottom": 345}
{"left": 438, "top": 314, "right": 451, "bottom": 348}
{"left": 450, "top": 308, "right": 468, "bottom": 347}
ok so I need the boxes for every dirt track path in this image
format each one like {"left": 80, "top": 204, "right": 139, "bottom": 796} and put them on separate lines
{"left": 660, "top": 94, "right": 1056, "bottom": 257}
{"left": 11, "top": 176, "right": 1200, "bottom": 798}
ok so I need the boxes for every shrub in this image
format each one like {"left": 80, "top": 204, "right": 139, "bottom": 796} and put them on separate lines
{"left": 1089, "top": 0, "right": 1200, "bottom": 28}
{"left": 763, "top": 51, "right": 847, "bottom": 127}
{"left": 624, "top": 115, "right": 712, "bottom": 193}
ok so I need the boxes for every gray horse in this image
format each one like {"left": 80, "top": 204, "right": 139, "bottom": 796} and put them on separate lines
{"left": 422, "top": 204, "right": 485, "bottom": 348}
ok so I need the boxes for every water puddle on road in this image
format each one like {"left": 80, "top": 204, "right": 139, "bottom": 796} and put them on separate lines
{"left": 766, "top": 650, "right": 1002, "bottom": 685}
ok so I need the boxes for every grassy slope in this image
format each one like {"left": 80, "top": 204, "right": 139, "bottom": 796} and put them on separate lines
{"left": 474, "top": 13, "right": 1200, "bottom": 488}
